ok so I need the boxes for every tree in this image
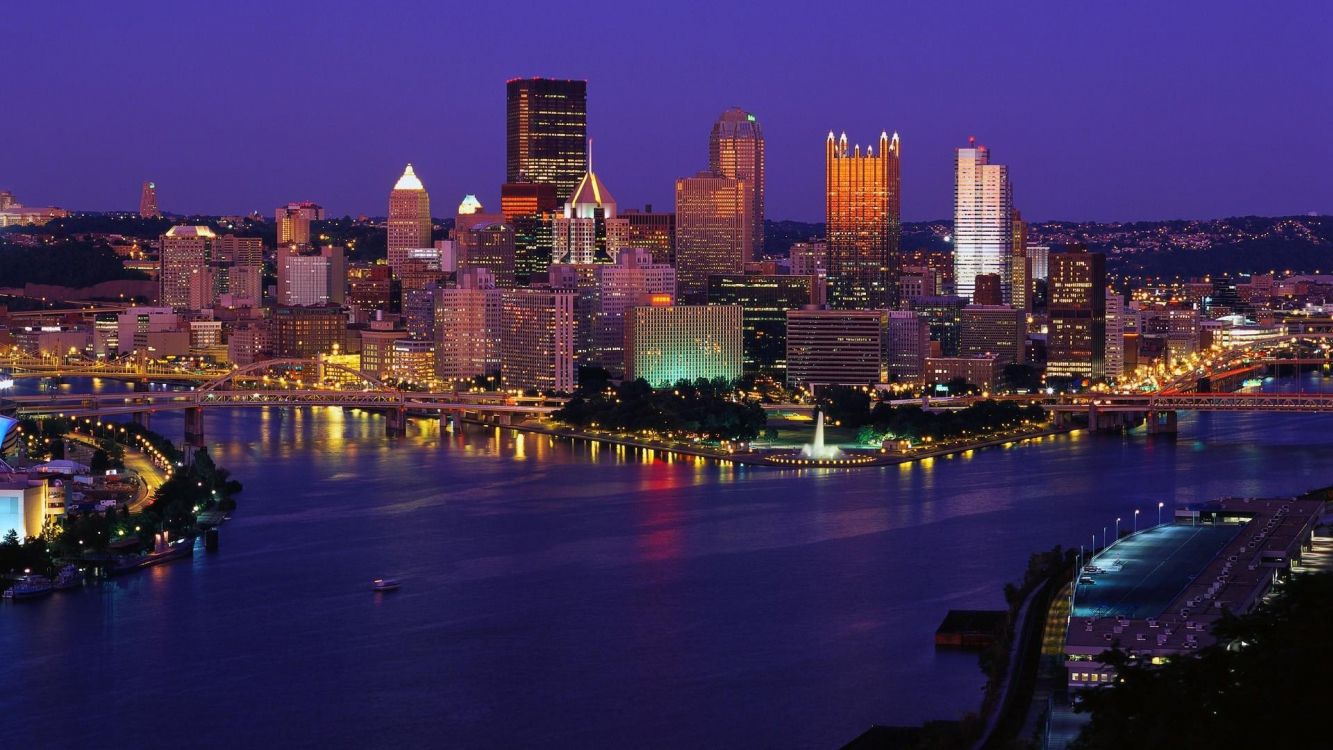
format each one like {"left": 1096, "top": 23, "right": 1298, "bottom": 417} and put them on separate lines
{"left": 90, "top": 448, "right": 111, "bottom": 474}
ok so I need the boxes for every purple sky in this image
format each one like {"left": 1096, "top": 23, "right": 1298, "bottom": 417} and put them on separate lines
{"left": 3, "top": 1, "right": 1330, "bottom": 222}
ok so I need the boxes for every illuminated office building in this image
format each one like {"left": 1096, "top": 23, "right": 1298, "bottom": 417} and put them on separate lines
{"left": 885, "top": 310, "right": 929, "bottom": 382}
{"left": 674, "top": 172, "right": 752, "bottom": 304}
{"left": 1046, "top": 246, "right": 1107, "bottom": 379}
{"left": 499, "top": 287, "right": 575, "bottom": 392}
{"left": 613, "top": 207, "right": 675, "bottom": 266}
{"left": 825, "top": 130, "right": 901, "bottom": 309}
{"left": 706, "top": 273, "right": 813, "bottom": 375}
{"left": 953, "top": 141, "right": 1012, "bottom": 303}
{"left": 139, "top": 181, "right": 160, "bottom": 218}
{"left": 785, "top": 309, "right": 887, "bottom": 387}
{"left": 709, "top": 108, "right": 765, "bottom": 259}
{"left": 506, "top": 78, "right": 588, "bottom": 203}
{"left": 276, "top": 201, "right": 324, "bottom": 246}
{"left": 347, "top": 263, "right": 392, "bottom": 312}
{"left": 553, "top": 167, "right": 617, "bottom": 266}
{"left": 625, "top": 302, "right": 743, "bottom": 387}
{"left": 159, "top": 225, "right": 216, "bottom": 311}
{"left": 278, "top": 245, "right": 345, "bottom": 307}
{"left": 1010, "top": 208, "right": 1030, "bottom": 312}
{"left": 457, "top": 221, "right": 517, "bottom": 288}
{"left": 387, "top": 163, "right": 432, "bottom": 277}
{"left": 960, "top": 305, "right": 1025, "bottom": 364}
{"left": 435, "top": 269, "right": 503, "bottom": 382}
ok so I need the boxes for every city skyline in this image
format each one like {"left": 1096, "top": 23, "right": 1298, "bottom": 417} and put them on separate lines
{"left": 3, "top": 2, "right": 1330, "bottom": 222}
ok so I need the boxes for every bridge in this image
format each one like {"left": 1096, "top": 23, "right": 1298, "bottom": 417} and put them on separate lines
{"left": 6, "top": 358, "right": 563, "bottom": 452}
{"left": 1, "top": 352, "right": 224, "bottom": 381}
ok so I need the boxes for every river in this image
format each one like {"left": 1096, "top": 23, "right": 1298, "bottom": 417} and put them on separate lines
{"left": 2, "top": 375, "right": 1331, "bottom": 748}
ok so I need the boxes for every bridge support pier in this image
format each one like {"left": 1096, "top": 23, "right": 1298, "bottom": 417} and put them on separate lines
{"left": 1088, "top": 405, "right": 1135, "bottom": 433}
{"left": 132, "top": 410, "right": 152, "bottom": 430}
{"left": 1146, "top": 410, "right": 1178, "bottom": 437}
{"left": 183, "top": 407, "right": 206, "bottom": 458}
{"left": 132, "top": 380, "right": 151, "bottom": 392}
{"left": 386, "top": 407, "right": 407, "bottom": 437}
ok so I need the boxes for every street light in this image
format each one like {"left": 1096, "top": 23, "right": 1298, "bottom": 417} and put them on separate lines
{"left": 1134, "top": 509, "right": 1140, "bottom": 533}
{"left": 1158, "top": 501, "right": 1165, "bottom": 526}
{"left": 1115, "top": 517, "right": 1121, "bottom": 541}
{"left": 1103, "top": 526, "right": 1108, "bottom": 551}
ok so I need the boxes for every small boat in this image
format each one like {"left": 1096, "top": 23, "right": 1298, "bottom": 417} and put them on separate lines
{"left": 5, "top": 575, "right": 55, "bottom": 600}
{"left": 372, "top": 578, "right": 401, "bottom": 592}
{"left": 54, "top": 565, "right": 84, "bottom": 590}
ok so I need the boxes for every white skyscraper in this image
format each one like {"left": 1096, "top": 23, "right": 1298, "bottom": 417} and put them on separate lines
{"left": 953, "top": 141, "right": 1012, "bottom": 303}
{"left": 1104, "top": 287, "right": 1125, "bottom": 380}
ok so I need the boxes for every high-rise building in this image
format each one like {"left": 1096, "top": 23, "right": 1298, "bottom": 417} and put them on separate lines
{"left": 885, "top": 310, "right": 929, "bottom": 382}
{"left": 501, "top": 182, "right": 560, "bottom": 285}
{"left": 1046, "top": 247, "right": 1107, "bottom": 380}
{"left": 706, "top": 273, "right": 814, "bottom": 375}
{"left": 347, "top": 263, "right": 392, "bottom": 312}
{"left": 973, "top": 274, "right": 1004, "bottom": 306}
{"left": 549, "top": 249, "right": 676, "bottom": 377}
{"left": 1104, "top": 288, "right": 1126, "bottom": 380}
{"left": 1010, "top": 209, "right": 1031, "bottom": 312}
{"left": 1027, "top": 245, "right": 1050, "bottom": 281}
{"left": 278, "top": 245, "right": 345, "bottom": 307}
{"left": 709, "top": 108, "right": 765, "bottom": 259}
{"left": 674, "top": 172, "right": 752, "bottom": 304}
{"left": 785, "top": 309, "right": 887, "bottom": 387}
{"left": 269, "top": 306, "right": 345, "bottom": 359}
{"left": 909, "top": 295, "right": 968, "bottom": 357}
{"left": 953, "top": 140, "right": 1012, "bottom": 303}
{"left": 960, "top": 305, "right": 1025, "bottom": 364}
{"left": 435, "top": 269, "right": 503, "bottom": 382}
{"left": 387, "top": 164, "right": 432, "bottom": 277}
{"left": 826, "top": 131, "right": 902, "bottom": 309}
{"left": 624, "top": 302, "right": 743, "bottom": 387}
{"left": 159, "top": 225, "right": 216, "bottom": 311}
{"left": 506, "top": 78, "right": 588, "bottom": 203}
{"left": 499, "top": 287, "right": 575, "bottom": 392}
{"left": 139, "top": 181, "right": 160, "bottom": 218}
{"left": 457, "top": 221, "right": 517, "bottom": 288}
{"left": 613, "top": 207, "right": 675, "bottom": 266}
{"left": 789, "top": 241, "right": 827, "bottom": 277}
{"left": 553, "top": 167, "right": 617, "bottom": 266}
{"left": 276, "top": 202, "right": 324, "bottom": 246}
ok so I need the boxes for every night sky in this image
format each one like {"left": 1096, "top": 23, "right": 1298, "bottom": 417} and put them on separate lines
{"left": 3, "top": 1, "right": 1329, "bottom": 222}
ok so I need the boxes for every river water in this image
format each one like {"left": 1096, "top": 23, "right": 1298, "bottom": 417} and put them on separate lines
{"left": 2, "top": 376, "right": 1331, "bottom": 748}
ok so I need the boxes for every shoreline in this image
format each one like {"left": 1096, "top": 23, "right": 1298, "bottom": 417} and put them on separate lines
{"left": 474, "top": 418, "right": 1078, "bottom": 468}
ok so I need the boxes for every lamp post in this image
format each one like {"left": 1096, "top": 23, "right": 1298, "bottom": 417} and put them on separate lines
{"left": 1103, "top": 526, "right": 1107, "bottom": 551}
{"left": 1115, "top": 517, "right": 1121, "bottom": 541}
{"left": 1092, "top": 533, "right": 1097, "bottom": 557}
{"left": 1134, "top": 509, "right": 1140, "bottom": 533}
{"left": 1158, "top": 501, "right": 1165, "bottom": 526}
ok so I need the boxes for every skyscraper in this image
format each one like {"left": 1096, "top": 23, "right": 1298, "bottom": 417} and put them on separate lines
{"left": 159, "top": 225, "right": 215, "bottom": 311}
{"left": 709, "top": 108, "right": 765, "bottom": 259}
{"left": 501, "top": 181, "right": 559, "bottom": 284}
{"left": 506, "top": 78, "right": 588, "bottom": 204}
{"left": 953, "top": 140, "right": 1013, "bottom": 303}
{"left": 825, "top": 131, "right": 901, "bottom": 310}
{"left": 139, "top": 181, "right": 159, "bottom": 218}
{"left": 276, "top": 201, "right": 324, "bottom": 247}
{"left": 674, "top": 172, "right": 752, "bottom": 304}
{"left": 553, "top": 166, "right": 617, "bottom": 265}
{"left": 387, "top": 164, "right": 432, "bottom": 278}
{"left": 1047, "top": 246, "right": 1107, "bottom": 380}
{"left": 1010, "top": 208, "right": 1031, "bottom": 312}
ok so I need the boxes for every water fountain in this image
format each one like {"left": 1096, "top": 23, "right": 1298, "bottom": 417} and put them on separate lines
{"left": 768, "top": 409, "right": 878, "bottom": 466}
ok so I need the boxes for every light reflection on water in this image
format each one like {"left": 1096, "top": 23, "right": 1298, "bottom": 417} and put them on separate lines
{"left": 1, "top": 376, "right": 1333, "bottom": 748}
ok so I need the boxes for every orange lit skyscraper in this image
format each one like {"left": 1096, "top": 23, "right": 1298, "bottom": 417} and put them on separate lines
{"left": 387, "top": 164, "right": 432, "bottom": 278}
{"left": 506, "top": 78, "right": 588, "bottom": 204}
{"left": 825, "top": 131, "right": 901, "bottom": 309}
{"left": 709, "top": 108, "right": 764, "bottom": 259}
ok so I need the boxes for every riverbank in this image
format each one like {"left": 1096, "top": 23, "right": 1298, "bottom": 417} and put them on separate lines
{"left": 487, "top": 417, "right": 1076, "bottom": 468}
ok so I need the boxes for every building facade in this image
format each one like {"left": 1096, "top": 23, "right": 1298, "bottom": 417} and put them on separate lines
{"left": 706, "top": 273, "right": 813, "bottom": 375}
{"left": 1046, "top": 247, "right": 1107, "bottom": 380}
{"left": 674, "top": 172, "right": 752, "bottom": 304}
{"left": 387, "top": 164, "right": 432, "bottom": 277}
{"left": 953, "top": 142, "right": 1013, "bottom": 303}
{"left": 506, "top": 78, "right": 588, "bottom": 204}
{"left": 785, "top": 309, "right": 887, "bottom": 387}
{"left": 499, "top": 287, "right": 575, "bottom": 392}
{"left": 625, "top": 303, "right": 743, "bottom": 387}
{"left": 709, "top": 108, "right": 765, "bottom": 260}
{"left": 826, "top": 131, "right": 901, "bottom": 309}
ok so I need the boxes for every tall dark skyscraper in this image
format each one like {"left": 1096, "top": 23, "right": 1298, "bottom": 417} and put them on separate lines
{"left": 506, "top": 78, "right": 588, "bottom": 204}
{"left": 709, "top": 108, "right": 765, "bottom": 259}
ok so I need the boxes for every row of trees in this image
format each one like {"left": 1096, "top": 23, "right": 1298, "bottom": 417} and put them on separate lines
{"left": 0, "top": 238, "right": 148, "bottom": 288}
{"left": 814, "top": 387, "right": 1047, "bottom": 444}
{"left": 555, "top": 373, "right": 767, "bottom": 442}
